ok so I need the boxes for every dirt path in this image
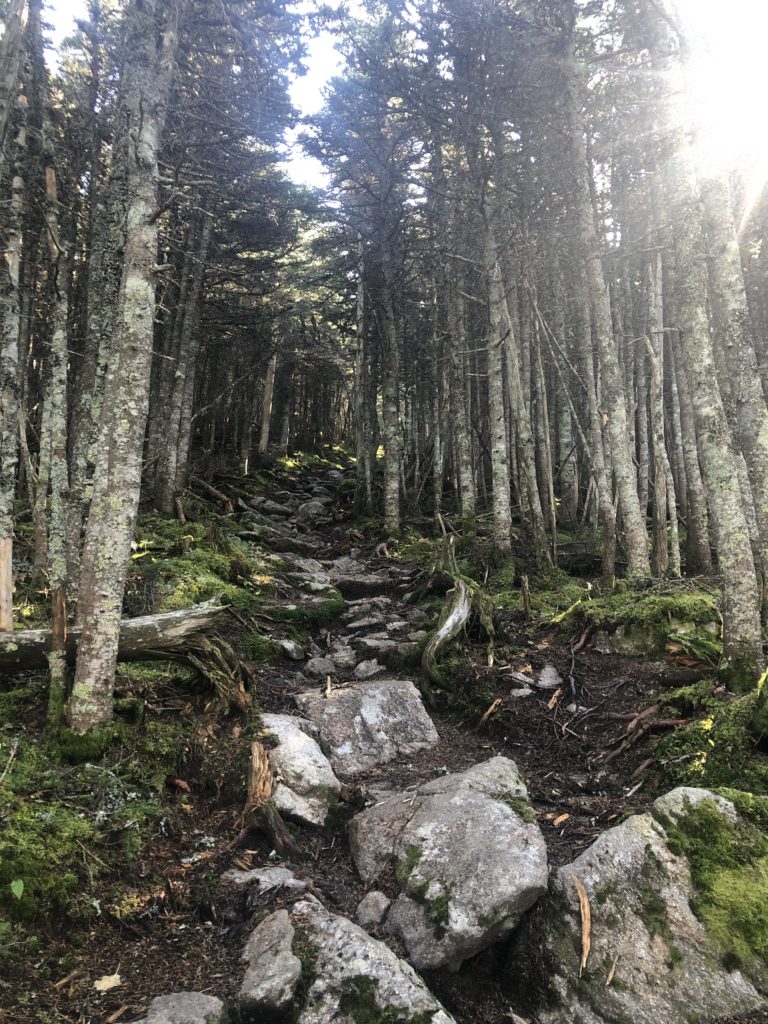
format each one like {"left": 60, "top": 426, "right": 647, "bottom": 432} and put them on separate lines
{"left": 6, "top": 462, "right": 760, "bottom": 1024}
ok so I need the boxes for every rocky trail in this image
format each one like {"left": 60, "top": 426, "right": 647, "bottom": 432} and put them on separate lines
{"left": 11, "top": 462, "right": 768, "bottom": 1024}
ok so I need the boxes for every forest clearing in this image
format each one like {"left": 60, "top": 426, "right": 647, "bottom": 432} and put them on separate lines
{"left": 1, "top": 1, "right": 768, "bottom": 1022}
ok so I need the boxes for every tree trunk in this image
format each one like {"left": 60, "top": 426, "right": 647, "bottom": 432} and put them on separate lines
{"left": 69, "top": 0, "right": 181, "bottom": 733}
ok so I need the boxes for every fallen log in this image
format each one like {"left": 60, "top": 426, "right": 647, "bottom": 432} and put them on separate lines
{"left": 0, "top": 597, "right": 227, "bottom": 673}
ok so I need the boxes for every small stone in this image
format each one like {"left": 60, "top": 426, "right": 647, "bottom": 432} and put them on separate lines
{"left": 357, "top": 890, "right": 392, "bottom": 928}
{"left": 510, "top": 687, "right": 534, "bottom": 698}
{"left": 329, "top": 644, "right": 356, "bottom": 670}
{"left": 221, "top": 865, "right": 310, "bottom": 892}
{"left": 141, "top": 993, "right": 224, "bottom": 1024}
{"left": 652, "top": 786, "right": 738, "bottom": 824}
{"left": 304, "top": 656, "right": 336, "bottom": 678}
{"left": 536, "top": 664, "right": 563, "bottom": 689}
{"left": 240, "top": 909, "right": 301, "bottom": 1011}
{"left": 280, "top": 639, "right": 305, "bottom": 661}
{"left": 354, "top": 659, "right": 385, "bottom": 679}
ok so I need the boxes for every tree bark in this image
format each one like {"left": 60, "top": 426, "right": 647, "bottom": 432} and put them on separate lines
{"left": 69, "top": 0, "right": 181, "bottom": 732}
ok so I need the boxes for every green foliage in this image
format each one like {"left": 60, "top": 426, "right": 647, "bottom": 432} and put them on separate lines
{"left": 655, "top": 692, "right": 768, "bottom": 793}
{"left": 269, "top": 589, "right": 345, "bottom": 628}
{"left": 571, "top": 589, "right": 718, "bottom": 634}
{"left": 242, "top": 633, "right": 282, "bottom": 664}
{"left": 0, "top": 799, "right": 94, "bottom": 919}
{"left": 660, "top": 796, "right": 768, "bottom": 974}
{"left": 489, "top": 563, "right": 584, "bottom": 618}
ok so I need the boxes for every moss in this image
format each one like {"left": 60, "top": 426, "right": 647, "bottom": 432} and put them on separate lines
{"left": 662, "top": 796, "right": 768, "bottom": 975}
{"left": 56, "top": 723, "right": 123, "bottom": 764}
{"left": 269, "top": 589, "right": 345, "bottom": 629}
{"left": 242, "top": 633, "right": 281, "bottom": 665}
{"left": 394, "top": 844, "right": 423, "bottom": 887}
{"left": 567, "top": 588, "right": 718, "bottom": 636}
{"left": 338, "top": 975, "right": 435, "bottom": 1024}
{"left": 654, "top": 692, "right": 768, "bottom": 794}
{"left": 0, "top": 800, "right": 95, "bottom": 919}
{"left": 498, "top": 792, "right": 536, "bottom": 823}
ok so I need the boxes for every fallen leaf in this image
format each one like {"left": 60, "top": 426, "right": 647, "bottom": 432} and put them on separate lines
{"left": 94, "top": 973, "right": 122, "bottom": 993}
{"left": 572, "top": 875, "right": 591, "bottom": 976}
{"left": 553, "top": 813, "right": 570, "bottom": 827}
{"left": 547, "top": 688, "right": 563, "bottom": 710}
{"left": 170, "top": 778, "right": 191, "bottom": 793}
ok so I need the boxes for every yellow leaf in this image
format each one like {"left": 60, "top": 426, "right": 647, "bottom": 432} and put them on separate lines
{"left": 553, "top": 813, "right": 570, "bottom": 827}
{"left": 94, "top": 973, "right": 122, "bottom": 993}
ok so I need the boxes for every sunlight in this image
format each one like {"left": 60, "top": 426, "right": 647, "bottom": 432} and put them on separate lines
{"left": 672, "top": 0, "right": 768, "bottom": 181}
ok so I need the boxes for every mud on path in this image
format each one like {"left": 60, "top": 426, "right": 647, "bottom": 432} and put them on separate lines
{"left": 2, "top": 461, "right": 760, "bottom": 1024}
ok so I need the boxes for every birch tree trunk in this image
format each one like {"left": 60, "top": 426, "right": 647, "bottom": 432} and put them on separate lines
{"left": 701, "top": 173, "right": 768, "bottom": 604}
{"left": 663, "top": 150, "right": 763, "bottom": 688}
{"left": 69, "top": 0, "right": 181, "bottom": 733}
{"left": 0, "top": 77, "right": 27, "bottom": 630}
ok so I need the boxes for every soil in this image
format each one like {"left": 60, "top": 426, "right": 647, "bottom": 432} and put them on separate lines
{"left": 2, "top": 464, "right": 765, "bottom": 1024}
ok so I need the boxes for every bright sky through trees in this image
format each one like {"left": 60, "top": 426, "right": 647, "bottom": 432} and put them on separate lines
{"left": 43, "top": 0, "right": 768, "bottom": 189}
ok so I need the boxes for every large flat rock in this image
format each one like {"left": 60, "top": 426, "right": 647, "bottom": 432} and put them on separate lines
{"left": 348, "top": 756, "right": 548, "bottom": 970}
{"left": 295, "top": 679, "right": 439, "bottom": 777}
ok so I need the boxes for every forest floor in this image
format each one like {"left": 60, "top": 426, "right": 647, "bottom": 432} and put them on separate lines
{"left": 2, "top": 454, "right": 767, "bottom": 1024}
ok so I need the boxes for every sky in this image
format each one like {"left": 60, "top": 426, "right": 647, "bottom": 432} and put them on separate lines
{"left": 43, "top": 0, "right": 768, "bottom": 189}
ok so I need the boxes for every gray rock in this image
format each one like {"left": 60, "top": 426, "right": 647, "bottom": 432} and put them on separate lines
{"left": 255, "top": 498, "right": 294, "bottom": 517}
{"left": 261, "top": 714, "right": 341, "bottom": 826}
{"left": 335, "top": 574, "right": 392, "bottom": 599}
{"left": 137, "top": 993, "right": 223, "bottom": 1024}
{"left": 280, "top": 638, "right": 306, "bottom": 661}
{"left": 359, "top": 635, "right": 400, "bottom": 653}
{"left": 354, "top": 659, "right": 385, "bottom": 679}
{"left": 240, "top": 909, "right": 301, "bottom": 1011}
{"left": 357, "top": 890, "right": 391, "bottom": 928}
{"left": 536, "top": 664, "right": 563, "bottom": 689}
{"left": 510, "top": 687, "right": 534, "bottom": 698}
{"left": 221, "top": 865, "right": 311, "bottom": 892}
{"left": 329, "top": 644, "right": 357, "bottom": 670}
{"left": 304, "top": 656, "right": 336, "bottom": 679}
{"left": 512, "top": 792, "right": 764, "bottom": 1024}
{"left": 349, "top": 756, "right": 548, "bottom": 970}
{"left": 295, "top": 679, "right": 439, "bottom": 777}
{"left": 653, "top": 786, "right": 738, "bottom": 824}
{"left": 296, "top": 500, "right": 328, "bottom": 523}
{"left": 385, "top": 620, "right": 409, "bottom": 633}
{"left": 288, "top": 897, "right": 455, "bottom": 1024}
{"left": 346, "top": 615, "right": 387, "bottom": 631}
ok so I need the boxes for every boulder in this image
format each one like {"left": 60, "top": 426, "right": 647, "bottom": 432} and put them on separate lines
{"left": 240, "top": 909, "right": 302, "bottom": 1011}
{"left": 296, "top": 500, "right": 328, "bottom": 523}
{"left": 348, "top": 756, "right": 548, "bottom": 970}
{"left": 261, "top": 714, "right": 341, "bottom": 826}
{"left": 304, "top": 656, "right": 336, "bottom": 679}
{"left": 134, "top": 993, "right": 223, "bottom": 1024}
{"left": 237, "top": 897, "right": 455, "bottom": 1023}
{"left": 354, "top": 658, "right": 385, "bottom": 679}
{"left": 280, "top": 638, "right": 306, "bottom": 661}
{"left": 328, "top": 643, "right": 357, "bottom": 670}
{"left": 295, "top": 679, "right": 439, "bottom": 777}
{"left": 357, "top": 890, "right": 391, "bottom": 929}
{"left": 510, "top": 787, "right": 766, "bottom": 1024}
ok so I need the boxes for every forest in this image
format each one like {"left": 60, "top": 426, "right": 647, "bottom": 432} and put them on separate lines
{"left": 1, "top": 0, "right": 768, "bottom": 1022}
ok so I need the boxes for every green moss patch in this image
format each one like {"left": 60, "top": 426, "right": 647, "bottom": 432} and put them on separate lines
{"left": 655, "top": 692, "right": 768, "bottom": 794}
{"left": 660, "top": 795, "right": 768, "bottom": 975}
{"left": 338, "top": 975, "right": 435, "bottom": 1024}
